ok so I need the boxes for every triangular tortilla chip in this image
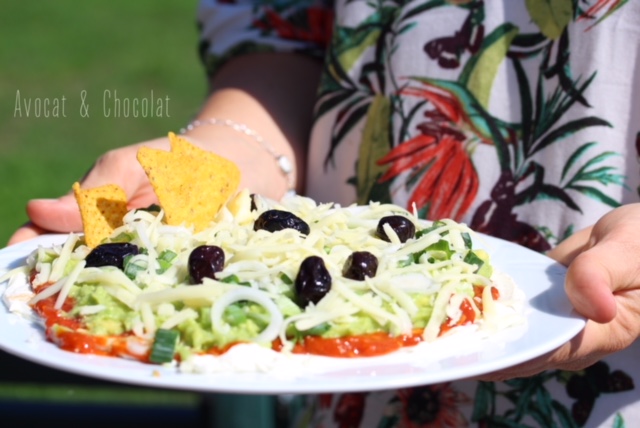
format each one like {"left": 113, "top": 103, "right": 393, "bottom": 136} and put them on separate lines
{"left": 73, "top": 182, "right": 128, "bottom": 248}
{"left": 136, "top": 134, "right": 241, "bottom": 231}
{"left": 168, "top": 131, "right": 207, "bottom": 156}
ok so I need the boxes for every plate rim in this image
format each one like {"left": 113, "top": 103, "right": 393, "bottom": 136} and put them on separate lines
{"left": 0, "top": 233, "right": 586, "bottom": 394}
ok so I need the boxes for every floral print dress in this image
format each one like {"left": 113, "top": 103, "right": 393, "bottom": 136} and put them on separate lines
{"left": 197, "top": 0, "right": 640, "bottom": 426}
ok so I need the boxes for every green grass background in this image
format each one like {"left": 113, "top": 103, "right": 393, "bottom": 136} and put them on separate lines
{"left": 0, "top": 0, "right": 206, "bottom": 245}
{"left": 0, "top": 0, "right": 214, "bottom": 422}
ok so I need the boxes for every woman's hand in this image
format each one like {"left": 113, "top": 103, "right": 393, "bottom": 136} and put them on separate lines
{"left": 8, "top": 52, "right": 321, "bottom": 247}
{"left": 482, "top": 203, "right": 640, "bottom": 380}
{"left": 8, "top": 138, "right": 166, "bottom": 246}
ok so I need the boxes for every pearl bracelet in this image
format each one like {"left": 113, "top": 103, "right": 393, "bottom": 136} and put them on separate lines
{"left": 180, "top": 118, "right": 295, "bottom": 195}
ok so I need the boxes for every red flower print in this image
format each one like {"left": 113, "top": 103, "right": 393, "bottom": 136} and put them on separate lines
{"left": 319, "top": 393, "right": 334, "bottom": 409}
{"left": 579, "top": 0, "right": 623, "bottom": 20}
{"left": 252, "top": 7, "right": 334, "bottom": 47}
{"left": 377, "top": 134, "right": 478, "bottom": 221}
{"left": 578, "top": 0, "right": 625, "bottom": 30}
{"left": 395, "top": 383, "right": 470, "bottom": 428}
{"left": 377, "top": 83, "right": 487, "bottom": 221}
{"left": 400, "top": 84, "right": 492, "bottom": 145}
{"left": 333, "top": 393, "right": 366, "bottom": 428}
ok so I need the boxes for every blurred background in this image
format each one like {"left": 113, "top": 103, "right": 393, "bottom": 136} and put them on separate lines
{"left": 0, "top": 1, "right": 205, "bottom": 244}
{"left": 0, "top": 1, "right": 253, "bottom": 427}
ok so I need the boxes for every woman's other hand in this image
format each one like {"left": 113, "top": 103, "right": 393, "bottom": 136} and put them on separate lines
{"left": 481, "top": 203, "right": 640, "bottom": 379}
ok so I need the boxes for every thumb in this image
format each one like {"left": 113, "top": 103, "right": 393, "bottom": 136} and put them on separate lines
{"left": 564, "top": 247, "right": 617, "bottom": 323}
{"left": 564, "top": 227, "right": 640, "bottom": 325}
{"left": 26, "top": 193, "right": 83, "bottom": 233}
{"left": 565, "top": 204, "right": 640, "bottom": 323}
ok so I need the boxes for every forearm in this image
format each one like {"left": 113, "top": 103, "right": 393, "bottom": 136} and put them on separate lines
{"left": 182, "top": 52, "right": 322, "bottom": 198}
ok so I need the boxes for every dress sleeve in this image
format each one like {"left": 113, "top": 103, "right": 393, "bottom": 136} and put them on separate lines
{"left": 197, "top": 0, "right": 334, "bottom": 76}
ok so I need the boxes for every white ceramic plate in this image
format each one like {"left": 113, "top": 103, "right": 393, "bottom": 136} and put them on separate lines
{"left": 0, "top": 234, "right": 584, "bottom": 394}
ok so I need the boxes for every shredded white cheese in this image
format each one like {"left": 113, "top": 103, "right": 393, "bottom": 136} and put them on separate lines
{"left": 1, "top": 191, "right": 527, "bottom": 374}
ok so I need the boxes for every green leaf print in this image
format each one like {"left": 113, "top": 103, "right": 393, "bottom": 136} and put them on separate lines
{"left": 471, "top": 381, "right": 494, "bottom": 422}
{"left": 483, "top": 416, "right": 531, "bottom": 428}
{"left": 511, "top": 57, "right": 533, "bottom": 164}
{"left": 331, "top": 6, "right": 398, "bottom": 77}
{"left": 613, "top": 412, "right": 626, "bottom": 428}
{"left": 525, "top": 0, "right": 573, "bottom": 40}
{"left": 314, "top": 91, "right": 357, "bottom": 121}
{"left": 400, "top": 0, "right": 445, "bottom": 22}
{"left": 459, "top": 23, "right": 519, "bottom": 109}
{"left": 534, "top": 386, "right": 555, "bottom": 426}
{"left": 506, "top": 376, "right": 544, "bottom": 422}
{"left": 328, "top": 99, "right": 371, "bottom": 166}
{"left": 357, "top": 94, "right": 391, "bottom": 204}
{"left": 334, "top": 28, "right": 381, "bottom": 76}
{"left": 530, "top": 116, "right": 611, "bottom": 157}
{"left": 569, "top": 185, "right": 621, "bottom": 208}
{"left": 561, "top": 142, "right": 598, "bottom": 180}
{"left": 550, "top": 399, "right": 578, "bottom": 428}
{"left": 559, "top": 142, "right": 625, "bottom": 208}
{"left": 533, "top": 184, "right": 581, "bottom": 212}
{"left": 377, "top": 414, "right": 399, "bottom": 428}
{"left": 565, "top": 149, "right": 622, "bottom": 185}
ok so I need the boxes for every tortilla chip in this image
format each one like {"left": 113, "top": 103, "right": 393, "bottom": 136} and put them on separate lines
{"left": 72, "top": 182, "right": 128, "bottom": 248}
{"left": 168, "top": 131, "right": 206, "bottom": 157}
{"left": 136, "top": 133, "right": 241, "bottom": 231}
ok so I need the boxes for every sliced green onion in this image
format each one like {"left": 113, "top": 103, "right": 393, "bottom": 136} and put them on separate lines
{"left": 278, "top": 273, "right": 293, "bottom": 285}
{"left": 245, "top": 310, "right": 269, "bottom": 329}
{"left": 124, "top": 256, "right": 147, "bottom": 279}
{"left": 426, "top": 239, "right": 453, "bottom": 260}
{"left": 303, "top": 322, "right": 330, "bottom": 336}
{"left": 461, "top": 231, "right": 472, "bottom": 249}
{"left": 156, "top": 250, "right": 178, "bottom": 274}
{"left": 415, "top": 220, "right": 447, "bottom": 239}
{"left": 397, "top": 258, "right": 413, "bottom": 268}
{"left": 149, "top": 329, "right": 179, "bottom": 364}
{"left": 159, "top": 249, "right": 177, "bottom": 263}
{"left": 223, "top": 304, "right": 247, "bottom": 325}
{"left": 291, "top": 322, "right": 331, "bottom": 342}
{"left": 413, "top": 239, "right": 453, "bottom": 263}
{"left": 220, "top": 274, "right": 250, "bottom": 286}
{"left": 464, "top": 250, "right": 493, "bottom": 277}
{"left": 464, "top": 250, "right": 484, "bottom": 270}
{"left": 110, "top": 232, "right": 135, "bottom": 243}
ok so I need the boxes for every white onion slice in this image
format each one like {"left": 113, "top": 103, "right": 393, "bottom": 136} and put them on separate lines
{"left": 49, "top": 234, "right": 78, "bottom": 282}
{"left": 211, "top": 288, "right": 283, "bottom": 344}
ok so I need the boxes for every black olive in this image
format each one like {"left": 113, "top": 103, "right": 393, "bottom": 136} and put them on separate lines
{"left": 85, "top": 243, "right": 140, "bottom": 270}
{"left": 376, "top": 215, "right": 416, "bottom": 243}
{"left": 140, "top": 203, "right": 161, "bottom": 212}
{"left": 188, "top": 245, "right": 225, "bottom": 284}
{"left": 250, "top": 193, "right": 258, "bottom": 211}
{"left": 254, "top": 209, "right": 310, "bottom": 235}
{"left": 295, "top": 256, "right": 332, "bottom": 307}
{"left": 342, "top": 251, "right": 379, "bottom": 281}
